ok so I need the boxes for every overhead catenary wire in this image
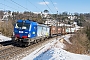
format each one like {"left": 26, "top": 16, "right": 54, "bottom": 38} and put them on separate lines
{"left": 10, "top": 0, "right": 30, "bottom": 11}
{"left": 27, "top": 0, "right": 42, "bottom": 12}
{"left": 49, "top": 0, "right": 59, "bottom": 19}
{"left": 0, "top": 7, "right": 5, "bottom": 10}
{"left": 27, "top": 0, "right": 45, "bottom": 22}
{"left": 50, "top": 0, "right": 58, "bottom": 12}
{"left": 3, "top": 0, "right": 19, "bottom": 11}
{"left": 0, "top": 2, "right": 18, "bottom": 11}
{"left": 43, "top": 0, "right": 53, "bottom": 14}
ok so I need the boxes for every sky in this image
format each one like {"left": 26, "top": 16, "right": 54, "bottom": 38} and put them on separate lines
{"left": 0, "top": 0, "right": 90, "bottom": 14}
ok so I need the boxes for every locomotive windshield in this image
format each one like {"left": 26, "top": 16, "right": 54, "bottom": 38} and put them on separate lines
{"left": 15, "top": 22, "right": 30, "bottom": 30}
{"left": 17, "top": 22, "right": 23, "bottom": 27}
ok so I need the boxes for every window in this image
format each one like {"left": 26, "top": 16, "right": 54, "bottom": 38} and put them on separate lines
{"left": 17, "top": 22, "right": 23, "bottom": 27}
{"left": 16, "top": 22, "right": 30, "bottom": 30}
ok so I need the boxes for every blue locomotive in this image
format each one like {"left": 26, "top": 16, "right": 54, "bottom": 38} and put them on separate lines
{"left": 12, "top": 19, "right": 50, "bottom": 46}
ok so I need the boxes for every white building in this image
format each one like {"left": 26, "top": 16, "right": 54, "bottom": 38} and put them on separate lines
{"left": 1, "top": 10, "right": 12, "bottom": 21}
{"left": 68, "top": 15, "right": 77, "bottom": 20}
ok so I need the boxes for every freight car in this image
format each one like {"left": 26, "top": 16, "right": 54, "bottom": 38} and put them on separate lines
{"left": 12, "top": 19, "right": 50, "bottom": 46}
{"left": 50, "top": 26, "right": 62, "bottom": 37}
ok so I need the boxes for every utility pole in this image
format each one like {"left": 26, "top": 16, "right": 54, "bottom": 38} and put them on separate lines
{"left": 56, "top": 11, "right": 58, "bottom": 40}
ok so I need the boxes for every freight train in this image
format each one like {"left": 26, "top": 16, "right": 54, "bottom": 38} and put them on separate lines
{"left": 12, "top": 19, "right": 75, "bottom": 46}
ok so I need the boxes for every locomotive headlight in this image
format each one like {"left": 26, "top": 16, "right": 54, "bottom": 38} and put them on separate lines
{"left": 19, "top": 31, "right": 23, "bottom": 33}
{"left": 28, "top": 34, "right": 30, "bottom": 37}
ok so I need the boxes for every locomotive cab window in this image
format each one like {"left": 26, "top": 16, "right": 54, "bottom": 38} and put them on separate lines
{"left": 17, "top": 22, "right": 23, "bottom": 27}
{"left": 23, "top": 23, "right": 30, "bottom": 30}
{"left": 16, "top": 22, "right": 30, "bottom": 30}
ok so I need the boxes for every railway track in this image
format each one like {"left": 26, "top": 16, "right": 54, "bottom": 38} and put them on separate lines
{"left": 13, "top": 36, "right": 61, "bottom": 60}
{"left": 0, "top": 40, "right": 13, "bottom": 46}
{"left": 0, "top": 46, "right": 22, "bottom": 60}
{"left": 0, "top": 36, "right": 61, "bottom": 60}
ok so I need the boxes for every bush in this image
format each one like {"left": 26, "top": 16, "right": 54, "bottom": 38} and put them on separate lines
{"left": 65, "top": 29, "right": 89, "bottom": 54}
{"left": 0, "top": 20, "right": 13, "bottom": 37}
{"left": 86, "top": 26, "right": 90, "bottom": 40}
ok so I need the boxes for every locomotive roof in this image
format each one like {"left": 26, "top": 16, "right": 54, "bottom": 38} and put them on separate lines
{"left": 17, "top": 19, "right": 37, "bottom": 24}
{"left": 37, "top": 23, "right": 50, "bottom": 28}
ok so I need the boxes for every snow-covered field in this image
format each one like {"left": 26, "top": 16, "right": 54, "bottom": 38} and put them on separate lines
{"left": 22, "top": 34, "right": 90, "bottom": 60}
{"left": 0, "top": 34, "right": 11, "bottom": 42}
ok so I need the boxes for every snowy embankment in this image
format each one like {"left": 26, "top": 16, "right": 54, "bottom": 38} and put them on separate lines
{"left": 0, "top": 34, "right": 11, "bottom": 42}
{"left": 22, "top": 34, "right": 90, "bottom": 60}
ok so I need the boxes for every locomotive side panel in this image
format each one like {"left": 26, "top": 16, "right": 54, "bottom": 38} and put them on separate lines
{"left": 37, "top": 24, "right": 50, "bottom": 38}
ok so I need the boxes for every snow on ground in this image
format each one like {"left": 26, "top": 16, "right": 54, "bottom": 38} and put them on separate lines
{"left": 0, "top": 34, "right": 11, "bottom": 42}
{"left": 22, "top": 34, "right": 90, "bottom": 60}
{"left": 61, "top": 34, "right": 72, "bottom": 44}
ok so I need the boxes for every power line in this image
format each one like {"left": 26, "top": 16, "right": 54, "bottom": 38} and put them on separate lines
{"left": 0, "top": 2, "right": 18, "bottom": 11}
{"left": 43, "top": 0, "right": 53, "bottom": 13}
{"left": 3, "top": 0, "right": 19, "bottom": 11}
{"left": 27, "top": 0, "right": 44, "bottom": 20}
{"left": 50, "top": 0, "right": 58, "bottom": 12}
{"left": 10, "top": 0, "right": 30, "bottom": 11}
{"left": 0, "top": 7, "right": 4, "bottom": 10}
{"left": 49, "top": 0, "right": 59, "bottom": 40}
{"left": 27, "top": 0, "right": 42, "bottom": 11}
